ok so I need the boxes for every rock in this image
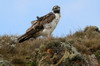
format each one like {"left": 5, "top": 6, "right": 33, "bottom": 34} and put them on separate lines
{"left": 33, "top": 40, "right": 88, "bottom": 66}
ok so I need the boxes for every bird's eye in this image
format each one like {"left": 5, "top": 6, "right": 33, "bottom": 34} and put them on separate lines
{"left": 55, "top": 8, "right": 57, "bottom": 9}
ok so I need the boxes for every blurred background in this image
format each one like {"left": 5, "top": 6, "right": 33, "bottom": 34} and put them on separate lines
{"left": 0, "top": 0, "right": 100, "bottom": 37}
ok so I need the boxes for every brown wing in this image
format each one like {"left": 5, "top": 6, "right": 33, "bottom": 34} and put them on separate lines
{"left": 31, "top": 12, "right": 55, "bottom": 24}
{"left": 18, "top": 12, "right": 55, "bottom": 43}
{"left": 26, "top": 12, "right": 55, "bottom": 35}
{"left": 18, "top": 22, "right": 44, "bottom": 43}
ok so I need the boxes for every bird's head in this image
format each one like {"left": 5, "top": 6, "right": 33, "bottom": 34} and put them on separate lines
{"left": 52, "top": 5, "right": 60, "bottom": 13}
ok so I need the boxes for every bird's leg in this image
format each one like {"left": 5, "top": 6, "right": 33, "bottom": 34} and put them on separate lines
{"left": 47, "top": 35, "right": 53, "bottom": 40}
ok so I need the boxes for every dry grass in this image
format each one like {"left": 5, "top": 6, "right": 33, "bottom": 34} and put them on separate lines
{"left": 66, "top": 26, "right": 100, "bottom": 54}
{"left": 0, "top": 26, "right": 100, "bottom": 66}
{"left": 0, "top": 36, "right": 66, "bottom": 65}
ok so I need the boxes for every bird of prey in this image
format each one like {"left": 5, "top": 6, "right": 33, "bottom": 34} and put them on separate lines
{"left": 18, "top": 5, "right": 61, "bottom": 43}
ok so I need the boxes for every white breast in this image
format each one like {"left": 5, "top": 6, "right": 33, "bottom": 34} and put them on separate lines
{"left": 42, "top": 13, "right": 60, "bottom": 36}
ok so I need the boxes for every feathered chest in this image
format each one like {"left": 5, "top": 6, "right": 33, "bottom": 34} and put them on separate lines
{"left": 44, "top": 14, "right": 60, "bottom": 29}
{"left": 42, "top": 13, "right": 60, "bottom": 35}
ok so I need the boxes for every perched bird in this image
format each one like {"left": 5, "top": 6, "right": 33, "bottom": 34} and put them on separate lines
{"left": 18, "top": 5, "right": 61, "bottom": 43}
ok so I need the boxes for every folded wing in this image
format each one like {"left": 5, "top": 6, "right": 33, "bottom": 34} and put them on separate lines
{"left": 18, "top": 12, "right": 55, "bottom": 43}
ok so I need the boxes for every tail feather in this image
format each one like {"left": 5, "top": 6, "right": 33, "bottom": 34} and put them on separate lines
{"left": 18, "top": 34, "right": 31, "bottom": 43}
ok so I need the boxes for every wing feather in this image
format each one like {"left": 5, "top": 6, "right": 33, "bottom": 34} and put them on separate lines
{"left": 31, "top": 12, "right": 55, "bottom": 24}
{"left": 27, "top": 12, "right": 55, "bottom": 35}
{"left": 18, "top": 12, "right": 55, "bottom": 43}
{"left": 18, "top": 22, "right": 44, "bottom": 43}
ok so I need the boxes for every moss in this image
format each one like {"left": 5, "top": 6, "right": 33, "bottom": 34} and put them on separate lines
{"left": 94, "top": 50, "right": 100, "bottom": 59}
{"left": 26, "top": 61, "right": 37, "bottom": 66}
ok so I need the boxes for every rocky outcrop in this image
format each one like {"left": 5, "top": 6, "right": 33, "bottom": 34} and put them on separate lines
{"left": 32, "top": 40, "right": 99, "bottom": 66}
